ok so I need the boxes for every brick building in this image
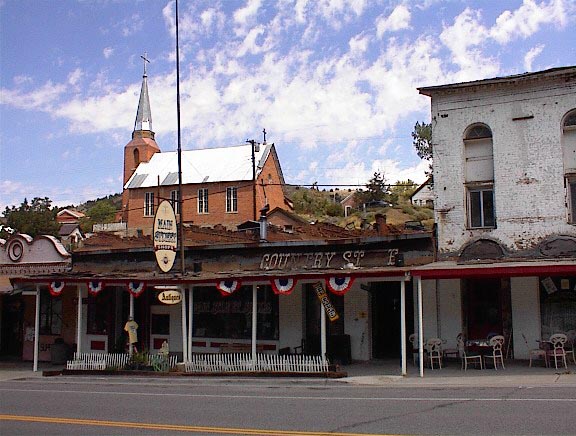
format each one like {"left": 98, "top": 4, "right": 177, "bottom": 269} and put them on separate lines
{"left": 411, "top": 66, "right": 576, "bottom": 371}
{"left": 122, "top": 64, "right": 288, "bottom": 234}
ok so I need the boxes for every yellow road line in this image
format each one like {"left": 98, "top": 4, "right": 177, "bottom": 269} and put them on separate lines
{"left": 0, "top": 414, "right": 402, "bottom": 436}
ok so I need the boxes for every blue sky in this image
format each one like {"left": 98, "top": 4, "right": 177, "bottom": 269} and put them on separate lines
{"left": 1, "top": 0, "right": 575, "bottom": 210}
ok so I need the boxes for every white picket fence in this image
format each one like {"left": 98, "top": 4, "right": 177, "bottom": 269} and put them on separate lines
{"left": 185, "top": 353, "right": 329, "bottom": 373}
{"left": 66, "top": 352, "right": 177, "bottom": 371}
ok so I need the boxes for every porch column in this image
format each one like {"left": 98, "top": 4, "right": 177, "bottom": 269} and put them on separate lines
{"left": 129, "top": 294, "right": 134, "bottom": 356}
{"left": 33, "top": 285, "right": 40, "bottom": 372}
{"left": 76, "top": 285, "right": 82, "bottom": 355}
{"left": 417, "top": 276, "right": 424, "bottom": 378}
{"left": 188, "top": 287, "right": 193, "bottom": 361}
{"left": 320, "top": 301, "right": 327, "bottom": 364}
{"left": 180, "top": 285, "right": 188, "bottom": 363}
{"left": 251, "top": 284, "right": 257, "bottom": 361}
{"left": 400, "top": 279, "right": 406, "bottom": 376}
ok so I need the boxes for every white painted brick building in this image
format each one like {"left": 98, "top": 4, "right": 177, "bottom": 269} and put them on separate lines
{"left": 420, "top": 66, "right": 576, "bottom": 256}
{"left": 412, "top": 67, "right": 576, "bottom": 366}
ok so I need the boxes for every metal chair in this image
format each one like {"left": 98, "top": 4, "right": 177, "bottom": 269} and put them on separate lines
{"left": 457, "top": 336, "right": 483, "bottom": 370}
{"left": 483, "top": 335, "right": 505, "bottom": 370}
{"left": 409, "top": 334, "right": 420, "bottom": 366}
{"left": 521, "top": 333, "right": 547, "bottom": 367}
{"left": 546, "top": 333, "right": 568, "bottom": 369}
{"left": 442, "top": 333, "right": 462, "bottom": 361}
{"left": 425, "top": 338, "right": 443, "bottom": 369}
{"left": 564, "top": 330, "right": 575, "bottom": 365}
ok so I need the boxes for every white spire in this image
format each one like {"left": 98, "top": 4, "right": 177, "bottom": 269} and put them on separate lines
{"left": 134, "top": 52, "right": 152, "bottom": 132}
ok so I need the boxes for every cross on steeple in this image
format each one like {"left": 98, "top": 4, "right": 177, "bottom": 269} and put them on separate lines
{"left": 140, "top": 52, "right": 150, "bottom": 76}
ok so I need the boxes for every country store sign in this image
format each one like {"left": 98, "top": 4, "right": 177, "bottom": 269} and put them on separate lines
{"left": 153, "top": 200, "right": 178, "bottom": 272}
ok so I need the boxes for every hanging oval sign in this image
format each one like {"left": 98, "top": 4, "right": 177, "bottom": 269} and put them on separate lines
{"left": 153, "top": 200, "right": 178, "bottom": 272}
{"left": 158, "top": 289, "right": 182, "bottom": 305}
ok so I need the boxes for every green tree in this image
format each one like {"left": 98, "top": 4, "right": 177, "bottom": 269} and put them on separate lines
{"left": 357, "top": 171, "right": 390, "bottom": 205}
{"left": 3, "top": 197, "right": 60, "bottom": 237}
{"left": 412, "top": 121, "right": 433, "bottom": 184}
{"left": 390, "top": 179, "right": 418, "bottom": 204}
{"left": 79, "top": 200, "right": 118, "bottom": 233}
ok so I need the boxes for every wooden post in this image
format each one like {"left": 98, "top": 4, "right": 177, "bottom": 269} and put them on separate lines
{"left": 76, "top": 285, "right": 82, "bottom": 355}
{"left": 188, "top": 287, "right": 193, "bottom": 361}
{"left": 320, "top": 301, "right": 327, "bottom": 364}
{"left": 180, "top": 285, "right": 187, "bottom": 363}
{"left": 417, "top": 276, "right": 424, "bottom": 378}
{"left": 252, "top": 284, "right": 257, "bottom": 362}
{"left": 33, "top": 285, "right": 40, "bottom": 372}
{"left": 400, "top": 279, "right": 407, "bottom": 376}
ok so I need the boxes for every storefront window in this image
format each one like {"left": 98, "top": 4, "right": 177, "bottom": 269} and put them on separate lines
{"left": 87, "top": 289, "right": 112, "bottom": 335}
{"left": 193, "top": 285, "right": 279, "bottom": 340}
{"left": 540, "top": 276, "right": 576, "bottom": 338}
{"left": 40, "top": 289, "right": 62, "bottom": 335}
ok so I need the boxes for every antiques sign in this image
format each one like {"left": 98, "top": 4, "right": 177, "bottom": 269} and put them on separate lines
{"left": 153, "top": 200, "right": 178, "bottom": 272}
{"left": 158, "top": 289, "right": 182, "bottom": 305}
{"left": 313, "top": 281, "right": 339, "bottom": 322}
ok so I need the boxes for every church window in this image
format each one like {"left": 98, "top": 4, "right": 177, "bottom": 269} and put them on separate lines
{"left": 198, "top": 188, "right": 208, "bottom": 214}
{"left": 133, "top": 148, "right": 140, "bottom": 166}
{"left": 170, "top": 190, "right": 180, "bottom": 215}
{"left": 144, "top": 192, "right": 155, "bottom": 216}
{"left": 226, "top": 187, "right": 238, "bottom": 213}
{"left": 464, "top": 123, "right": 495, "bottom": 229}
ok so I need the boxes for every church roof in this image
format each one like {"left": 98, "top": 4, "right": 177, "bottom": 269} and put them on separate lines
{"left": 124, "top": 142, "right": 273, "bottom": 189}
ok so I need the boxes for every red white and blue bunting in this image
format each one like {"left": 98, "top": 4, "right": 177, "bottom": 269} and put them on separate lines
{"left": 48, "top": 281, "right": 65, "bottom": 297}
{"left": 87, "top": 281, "right": 104, "bottom": 296}
{"left": 326, "top": 276, "right": 354, "bottom": 296}
{"left": 127, "top": 281, "right": 146, "bottom": 297}
{"left": 215, "top": 280, "right": 241, "bottom": 297}
{"left": 271, "top": 278, "right": 297, "bottom": 295}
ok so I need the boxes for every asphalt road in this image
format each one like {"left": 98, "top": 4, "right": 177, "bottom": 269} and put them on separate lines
{"left": 1, "top": 376, "right": 575, "bottom": 435}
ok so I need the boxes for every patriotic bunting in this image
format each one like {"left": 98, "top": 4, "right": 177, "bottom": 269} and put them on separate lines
{"left": 49, "top": 281, "right": 65, "bottom": 297}
{"left": 271, "top": 278, "right": 297, "bottom": 295}
{"left": 216, "top": 280, "right": 241, "bottom": 297}
{"left": 326, "top": 276, "right": 354, "bottom": 295}
{"left": 87, "top": 281, "right": 104, "bottom": 296}
{"left": 127, "top": 281, "right": 146, "bottom": 297}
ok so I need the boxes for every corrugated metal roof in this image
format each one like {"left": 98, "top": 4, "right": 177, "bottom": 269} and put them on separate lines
{"left": 124, "top": 143, "right": 270, "bottom": 189}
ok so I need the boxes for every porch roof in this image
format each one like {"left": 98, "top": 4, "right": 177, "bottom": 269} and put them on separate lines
{"left": 9, "top": 264, "right": 412, "bottom": 290}
{"left": 411, "top": 259, "right": 576, "bottom": 279}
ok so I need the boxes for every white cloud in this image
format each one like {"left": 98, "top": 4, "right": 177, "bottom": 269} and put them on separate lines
{"left": 67, "top": 68, "right": 83, "bottom": 86}
{"left": 103, "top": 47, "right": 114, "bottom": 59}
{"left": 0, "top": 81, "right": 66, "bottom": 111}
{"left": 234, "top": 0, "right": 262, "bottom": 36}
{"left": 490, "top": 0, "right": 567, "bottom": 44}
{"left": 524, "top": 44, "right": 545, "bottom": 71}
{"left": 376, "top": 4, "right": 411, "bottom": 38}
{"left": 121, "top": 13, "right": 144, "bottom": 37}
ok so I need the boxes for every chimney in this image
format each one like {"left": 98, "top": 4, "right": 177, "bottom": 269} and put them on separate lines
{"left": 374, "top": 214, "right": 387, "bottom": 236}
{"left": 259, "top": 204, "right": 270, "bottom": 241}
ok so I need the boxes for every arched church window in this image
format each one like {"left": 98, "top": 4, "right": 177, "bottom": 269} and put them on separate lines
{"left": 133, "top": 148, "right": 140, "bottom": 166}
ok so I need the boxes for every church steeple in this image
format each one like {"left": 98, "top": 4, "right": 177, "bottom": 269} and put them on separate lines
{"left": 133, "top": 53, "right": 154, "bottom": 138}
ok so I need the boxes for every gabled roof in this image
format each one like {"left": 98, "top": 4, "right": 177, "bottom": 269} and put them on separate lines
{"left": 57, "top": 209, "right": 85, "bottom": 219}
{"left": 410, "top": 179, "right": 431, "bottom": 199}
{"left": 124, "top": 143, "right": 275, "bottom": 189}
{"left": 59, "top": 223, "right": 81, "bottom": 237}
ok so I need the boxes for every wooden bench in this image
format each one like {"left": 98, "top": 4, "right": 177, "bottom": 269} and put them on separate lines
{"left": 220, "top": 343, "right": 265, "bottom": 354}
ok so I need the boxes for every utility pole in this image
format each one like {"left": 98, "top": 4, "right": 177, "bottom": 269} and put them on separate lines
{"left": 175, "top": 0, "right": 185, "bottom": 275}
{"left": 246, "top": 139, "right": 260, "bottom": 221}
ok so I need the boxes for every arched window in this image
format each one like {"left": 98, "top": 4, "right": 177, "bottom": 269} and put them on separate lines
{"left": 562, "top": 109, "right": 576, "bottom": 223}
{"left": 464, "top": 124, "right": 495, "bottom": 228}
{"left": 133, "top": 148, "right": 140, "bottom": 167}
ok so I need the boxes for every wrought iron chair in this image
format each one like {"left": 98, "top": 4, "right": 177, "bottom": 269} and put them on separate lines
{"left": 564, "top": 330, "right": 575, "bottom": 365}
{"left": 546, "top": 333, "right": 568, "bottom": 369}
{"left": 442, "top": 333, "right": 462, "bottom": 361}
{"left": 409, "top": 334, "right": 420, "bottom": 366}
{"left": 483, "top": 335, "right": 505, "bottom": 370}
{"left": 521, "top": 333, "right": 547, "bottom": 367}
{"left": 457, "top": 336, "right": 483, "bottom": 370}
{"left": 425, "top": 338, "right": 443, "bottom": 369}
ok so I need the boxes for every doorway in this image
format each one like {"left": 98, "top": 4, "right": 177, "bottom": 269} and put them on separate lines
{"left": 371, "top": 281, "right": 413, "bottom": 359}
{"left": 0, "top": 295, "right": 24, "bottom": 358}
{"left": 463, "top": 278, "right": 512, "bottom": 341}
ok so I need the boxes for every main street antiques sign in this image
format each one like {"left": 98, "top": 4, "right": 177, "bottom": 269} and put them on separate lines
{"left": 153, "top": 200, "right": 178, "bottom": 272}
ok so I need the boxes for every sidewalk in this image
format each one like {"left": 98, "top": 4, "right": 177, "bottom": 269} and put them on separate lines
{"left": 1, "top": 359, "right": 575, "bottom": 387}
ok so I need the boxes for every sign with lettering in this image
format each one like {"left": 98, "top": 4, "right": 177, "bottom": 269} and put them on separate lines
{"left": 158, "top": 289, "right": 182, "bottom": 305}
{"left": 313, "top": 281, "right": 339, "bottom": 322}
{"left": 153, "top": 200, "right": 178, "bottom": 272}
